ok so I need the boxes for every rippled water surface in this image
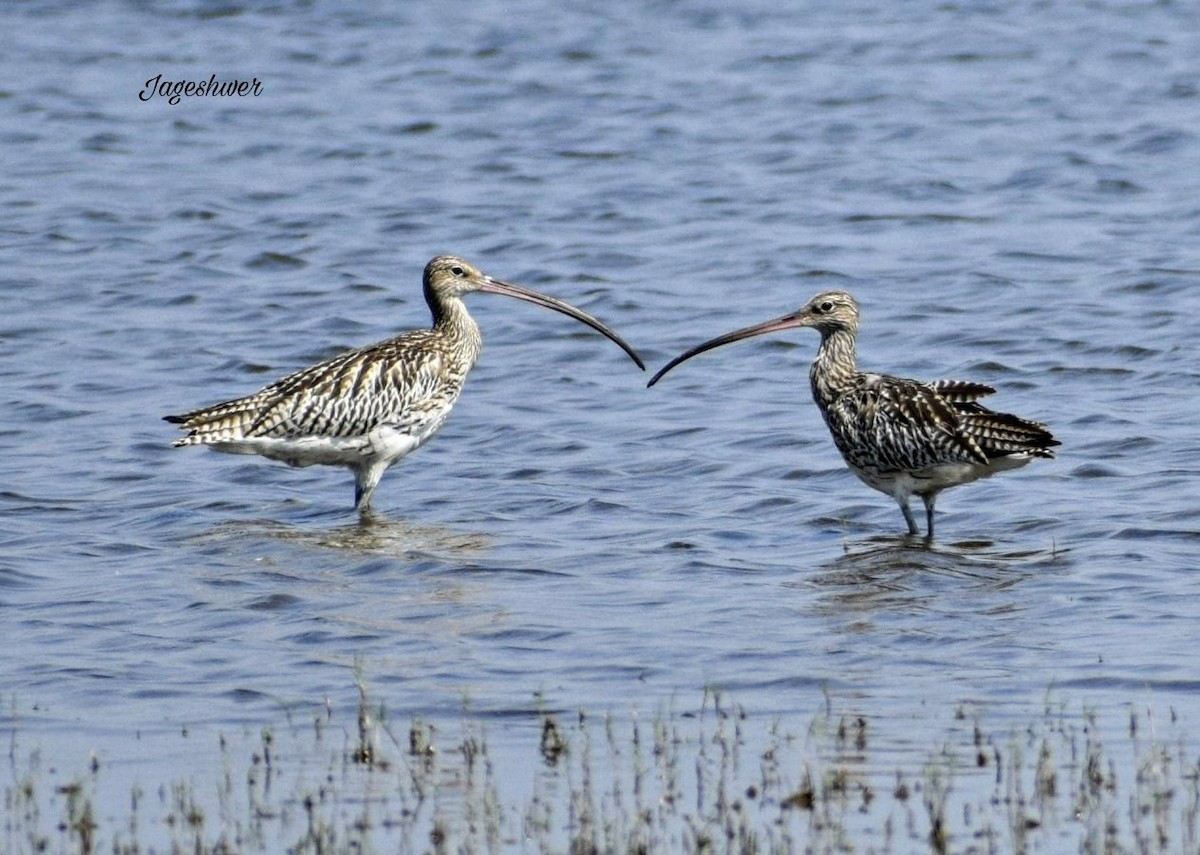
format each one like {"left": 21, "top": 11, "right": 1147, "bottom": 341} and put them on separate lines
{"left": 3, "top": 0, "right": 1200, "bottom": 845}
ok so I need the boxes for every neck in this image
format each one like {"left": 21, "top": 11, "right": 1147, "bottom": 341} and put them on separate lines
{"left": 809, "top": 326, "right": 858, "bottom": 404}
{"left": 431, "top": 294, "right": 483, "bottom": 367}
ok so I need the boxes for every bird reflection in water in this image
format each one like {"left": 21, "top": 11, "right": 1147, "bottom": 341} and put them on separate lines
{"left": 197, "top": 513, "right": 491, "bottom": 560}
{"left": 800, "top": 534, "right": 1069, "bottom": 618}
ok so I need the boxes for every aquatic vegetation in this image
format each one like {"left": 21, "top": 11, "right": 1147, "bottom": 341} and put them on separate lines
{"left": 4, "top": 686, "right": 1198, "bottom": 854}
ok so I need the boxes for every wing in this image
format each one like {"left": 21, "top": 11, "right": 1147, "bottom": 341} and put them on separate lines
{"left": 928, "top": 378, "right": 1057, "bottom": 459}
{"left": 168, "top": 331, "right": 462, "bottom": 444}
{"left": 927, "top": 379, "right": 995, "bottom": 403}
{"left": 825, "top": 374, "right": 1057, "bottom": 471}
{"left": 826, "top": 375, "right": 992, "bottom": 470}
{"left": 955, "top": 407, "right": 1058, "bottom": 460}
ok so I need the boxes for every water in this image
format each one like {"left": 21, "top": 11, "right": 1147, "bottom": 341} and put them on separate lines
{"left": 3, "top": 0, "right": 1200, "bottom": 847}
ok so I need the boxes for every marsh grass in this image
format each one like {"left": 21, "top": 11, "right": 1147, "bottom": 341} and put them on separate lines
{"left": 4, "top": 684, "right": 1198, "bottom": 854}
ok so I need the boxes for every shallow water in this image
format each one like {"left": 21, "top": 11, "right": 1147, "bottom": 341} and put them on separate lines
{"left": 2, "top": 0, "right": 1200, "bottom": 845}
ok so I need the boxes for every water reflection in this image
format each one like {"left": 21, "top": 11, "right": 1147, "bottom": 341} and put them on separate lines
{"left": 185, "top": 514, "right": 509, "bottom": 643}
{"left": 804, "top": 535, "right": 1070, "bottom": 617}
{"left": 192, "top": 514, "right": 492, "bottom": 560}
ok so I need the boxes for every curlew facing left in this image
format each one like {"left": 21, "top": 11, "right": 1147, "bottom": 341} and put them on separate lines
{"left": 166, "top": 255, "right": 644, "bottom": 511}
{"left": 648, "top": 290, "right": 1059, "bottom": 537}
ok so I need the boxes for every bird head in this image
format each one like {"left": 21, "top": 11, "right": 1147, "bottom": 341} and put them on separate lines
{"left": 794, "top": 290, "right": 859, "bottom": 336}
{"left": 647, "top": 289, "right": 860, "bottom": 386}
{"left": 422, "top": 255, "right": 644, "bottom": 369}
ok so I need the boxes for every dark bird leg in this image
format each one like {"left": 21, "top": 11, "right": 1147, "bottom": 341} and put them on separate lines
{"left": 921, "top": 493, "right": 938, "bottom": 539}
{"left": 354, "top": 472, "right": 374, "bottom": 511}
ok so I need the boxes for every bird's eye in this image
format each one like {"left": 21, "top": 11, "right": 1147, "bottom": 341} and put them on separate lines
{"left": 819, "top": 300, "right": 834, "bottom": 313}
{"left": 451, "top": 266, "right": 465, "bottom": 277}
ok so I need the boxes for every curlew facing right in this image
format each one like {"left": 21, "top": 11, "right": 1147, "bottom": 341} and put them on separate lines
{"left": 166, "top": 255, "right": 644, "bottom": 511}
{"left": 648, "top": 290, "right": 1059, "bottom": 537}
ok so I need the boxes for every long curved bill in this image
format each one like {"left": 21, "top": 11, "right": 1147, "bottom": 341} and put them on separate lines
{"left": 479, "top": 277, "right": 644, "bottom": 370}
{"left": 647, "top": 311, "right": 805, "bottom": 387}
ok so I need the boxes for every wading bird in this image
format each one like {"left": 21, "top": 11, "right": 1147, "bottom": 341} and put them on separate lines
{"left": 647, "top": 290, "right": 1058, "bottom": 537}
{"left": 167, "top": 255, "right": 644, "bottom": 511}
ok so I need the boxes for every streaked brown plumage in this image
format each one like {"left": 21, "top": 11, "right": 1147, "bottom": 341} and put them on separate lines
{"left": 648, "top": 290, "right": 1058, "bottom": 537}
{"left": 167, "top": 255, "right": 644, "bottom": 510}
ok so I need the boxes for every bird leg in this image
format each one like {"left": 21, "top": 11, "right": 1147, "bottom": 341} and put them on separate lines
{"left": 897, "top": 500, "right": 920, "bottom": 536}
{"left": 921, "top": 493, "right": 938, "bottom": 539}
{"left": 352, "top": 459, "right": 392, "bottom": 512}
{"left": 353, "top": 472, "right": 377, "bottom": 511}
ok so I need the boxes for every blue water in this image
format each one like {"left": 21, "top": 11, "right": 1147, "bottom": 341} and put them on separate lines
{"left": 2, "top": 0, "right": 1199, "bottom": 847}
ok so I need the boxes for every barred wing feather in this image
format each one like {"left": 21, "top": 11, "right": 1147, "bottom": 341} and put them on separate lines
{"left": 169, "top": 333, "right": 456, "bottom": 445}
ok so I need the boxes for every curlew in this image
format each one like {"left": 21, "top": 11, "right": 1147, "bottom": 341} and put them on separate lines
{"left": 166, "top": 255, "right": 644, "bottom": 511}
{"left": 648, "top": 290, "right": 1059, "bottom": 537}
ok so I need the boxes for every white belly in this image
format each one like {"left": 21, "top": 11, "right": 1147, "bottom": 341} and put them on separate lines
{"left": 853, "top": 453, "right": 1034, "bottom": 498}
{"left": 205, "top": 420, "right": 441, "bottom": 470}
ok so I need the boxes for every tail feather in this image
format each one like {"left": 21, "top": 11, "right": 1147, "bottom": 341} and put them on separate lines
{"left": 165, "top": 394, "right": 271, "bottom": 446}
{"left": 961, "top": 409, "right": 1059, "bottom": 460}
{"left": 928, "top": 379, "right": 995, "bottom": 403}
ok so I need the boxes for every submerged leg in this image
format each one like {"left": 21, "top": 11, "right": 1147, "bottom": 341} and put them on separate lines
{"left": 353, "top": 464, "right": 385, "bottom": 511}
{"left": 921, "top": 493, "right": 938, "bottom": 539}
{"left": 897, "top": 499, "right": 920, "bottom": 536}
